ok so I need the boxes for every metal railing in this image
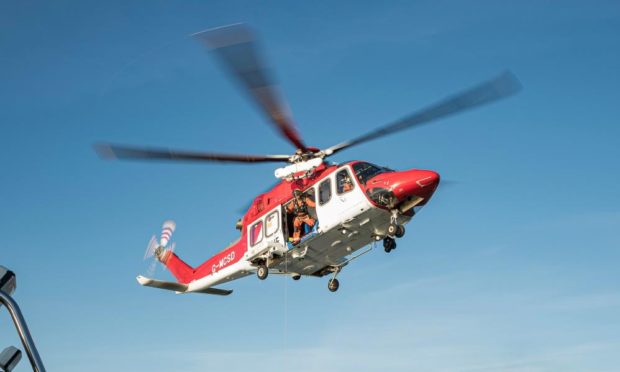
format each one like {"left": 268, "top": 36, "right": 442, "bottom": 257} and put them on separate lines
{"left": 1, "top": 266, "right": 46, "bottom": 372}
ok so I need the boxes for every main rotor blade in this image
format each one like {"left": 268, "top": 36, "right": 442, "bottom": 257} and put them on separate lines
{"left": 193, "top": 24, "right": 307, "bottom": 151}
{"left": 325, "top": 71, "right": 521, "bottom": 155}
{"left": 94, "top": 143, "right": 290, "bottom": 164}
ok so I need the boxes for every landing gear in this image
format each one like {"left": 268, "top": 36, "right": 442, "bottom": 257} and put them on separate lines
{"left": 395, "top": 225, "right": 405, "bottom": 238}
{"left": 257, "top": 264, "right": 268, "bottom": 280}
{"left": 327, "top": 265, "right": 342, "bottom": 292}
{"left": 292, "top": 274, "right": 301, "bottom": 281}
{"left": 328, "top": 278, "right": 339, "bottom": 292}
{"left": 388, "top": 209, "right": 406, "bottom": 238}
{"left": 387, "top": 223, "right": 405, "bottom": 238}
{"left": 383, "top": 237, "right": 396, "bottom": 253}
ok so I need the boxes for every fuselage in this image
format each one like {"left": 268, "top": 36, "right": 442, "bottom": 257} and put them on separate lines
{"left": 184, "top": 160, "right": 440, "bottom": 292}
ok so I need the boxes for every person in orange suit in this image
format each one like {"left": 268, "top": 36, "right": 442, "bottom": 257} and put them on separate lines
{"left": 287, "top": 189, "right": 316, "bottom": 244}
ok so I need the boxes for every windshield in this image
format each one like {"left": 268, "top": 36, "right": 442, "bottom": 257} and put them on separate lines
{"left": 352, "top": 162, "right": 392, "bottom": 185}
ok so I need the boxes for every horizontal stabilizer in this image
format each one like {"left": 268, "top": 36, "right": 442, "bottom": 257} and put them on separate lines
{"left": 137, "top": 276, "right": 233, "bottom": 296}
{"left": 195, "top": 287, "right": 233, "bottom": 296}
{"left": 137, "top": 275, "right": 188, "bottom": 292}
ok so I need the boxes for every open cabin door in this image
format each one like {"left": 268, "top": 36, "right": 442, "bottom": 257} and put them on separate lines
{"left": 246, "top": 204, "right": 287, "bottom": 261}
{"left": 282, "top": 187, "right": 319, "bottom": 247}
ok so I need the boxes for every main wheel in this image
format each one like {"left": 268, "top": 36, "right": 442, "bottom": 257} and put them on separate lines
{"left": 395, "top": 225, "right": 405, "bottom": 238}
{"left": 383, "top": 237, "right": 396, "bottom": 252}
{"left": 257, "top": 264, "right": 268, "bottom": 280}
{"left": 328, "top": 278, "right": 340, "bottom": 292}
{"left": 387, "top": 223, "right": 398, "bottom": 236}
{"left": 292, "top": 274, "right": 301, "bottom": 281}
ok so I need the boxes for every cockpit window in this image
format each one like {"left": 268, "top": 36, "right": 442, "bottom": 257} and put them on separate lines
{"left": 353, "top": 162, "right": 392, "bottom": 185}
{"left": 336, "top": 169, "right": 355, "bottom": 194}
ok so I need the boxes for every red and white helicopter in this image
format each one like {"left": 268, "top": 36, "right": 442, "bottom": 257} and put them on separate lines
{"left": 96, "top": 24, "right": 520, "bottom": 295}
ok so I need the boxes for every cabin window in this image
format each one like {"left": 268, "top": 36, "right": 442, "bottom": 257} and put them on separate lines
{"left": 265, "top": 211, "right": 279, "bottom": 237}
{"left": 250, "top": 220, "right": 264, "bottom": 246}
{"left": 318, "top": 178, "right": 332, "bottom": 205}
{"left": 336, "top": 169, "right": 355, "bottom": 194}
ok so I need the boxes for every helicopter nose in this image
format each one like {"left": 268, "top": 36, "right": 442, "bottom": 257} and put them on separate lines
{"left": 389, "top": 169, "right": 440, "bottom": 200}
{"left": 416, "top": 170, "right": 440, "bottom": 189}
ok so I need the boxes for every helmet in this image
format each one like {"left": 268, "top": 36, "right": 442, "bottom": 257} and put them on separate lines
{"left": 293, "top": 189, "right": 303, "bottom": 197}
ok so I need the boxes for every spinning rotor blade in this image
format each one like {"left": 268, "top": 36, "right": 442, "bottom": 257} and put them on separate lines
{"left": 159, "top": 220, "right": 176, "bottom": 247}
{"left": 325, "top": 71, "right": 521, "bottom": 155}
{"left": 95, "top": 143, "right": 290, "bottom": 164}
{"left": 144, "top": 236, "right": 158, "bottom": 260}
{"left": 193, "top": 24, "right": 307, "bottom": 151}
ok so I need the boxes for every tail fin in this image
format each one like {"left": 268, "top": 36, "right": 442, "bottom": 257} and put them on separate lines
{"left": 159, "top": 250, "right": 195, "bottom": 284}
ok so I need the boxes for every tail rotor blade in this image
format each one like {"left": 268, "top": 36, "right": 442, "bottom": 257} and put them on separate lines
{"left": 160, "top": 220, "right": 176, "bottom": 247}
{"left": 144, "top": 235, "right": 158, "bottom": 260}
{"left": 144, "top": 222, "right": 176, "bottom": 276}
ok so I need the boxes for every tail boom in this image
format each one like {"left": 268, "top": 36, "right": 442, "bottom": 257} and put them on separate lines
{"left": 152, "top": 238, "right": 250, "bottom": 294}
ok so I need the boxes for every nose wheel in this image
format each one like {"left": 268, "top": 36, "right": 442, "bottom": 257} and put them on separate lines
{"left": 387, "top": 223, "right": 406, "bottom": 238}
{"left": 395, "top": 225, "right": 405, "bottom": 238}
{"left": 383, "top": 237, "right": 396, "bottom": 253}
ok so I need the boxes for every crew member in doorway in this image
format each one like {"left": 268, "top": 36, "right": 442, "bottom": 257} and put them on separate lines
{"left": 287, "top": 189, "right": 316, "bottom": 244}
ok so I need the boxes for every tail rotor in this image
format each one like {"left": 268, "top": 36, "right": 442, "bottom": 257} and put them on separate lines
{"left": 144, "top": 220, "right": 176, "bottom": 276}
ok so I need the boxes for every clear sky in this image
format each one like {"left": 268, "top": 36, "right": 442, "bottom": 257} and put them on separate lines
{"left": 1, "top": 1, "right": 619, "bottom": 371}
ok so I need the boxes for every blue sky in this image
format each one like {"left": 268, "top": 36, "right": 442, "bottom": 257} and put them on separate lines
{"left": 1, "top": 1, "right": 619, "bottom": 371}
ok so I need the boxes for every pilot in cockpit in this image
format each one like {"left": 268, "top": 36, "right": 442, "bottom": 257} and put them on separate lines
{"left": 338, "top": 173, "right": 354, "bottom": 193}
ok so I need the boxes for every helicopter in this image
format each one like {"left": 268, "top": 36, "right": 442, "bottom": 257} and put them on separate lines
{"left": 96, "top": 23, "right": 520, "bottom": 295}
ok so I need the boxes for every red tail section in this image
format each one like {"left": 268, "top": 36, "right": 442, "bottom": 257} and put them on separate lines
{"left": 160, "top": 238, "right": 247, "bottom": 284}
{"left": 161, "top": 251, "right": 195, "bottom": 284}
